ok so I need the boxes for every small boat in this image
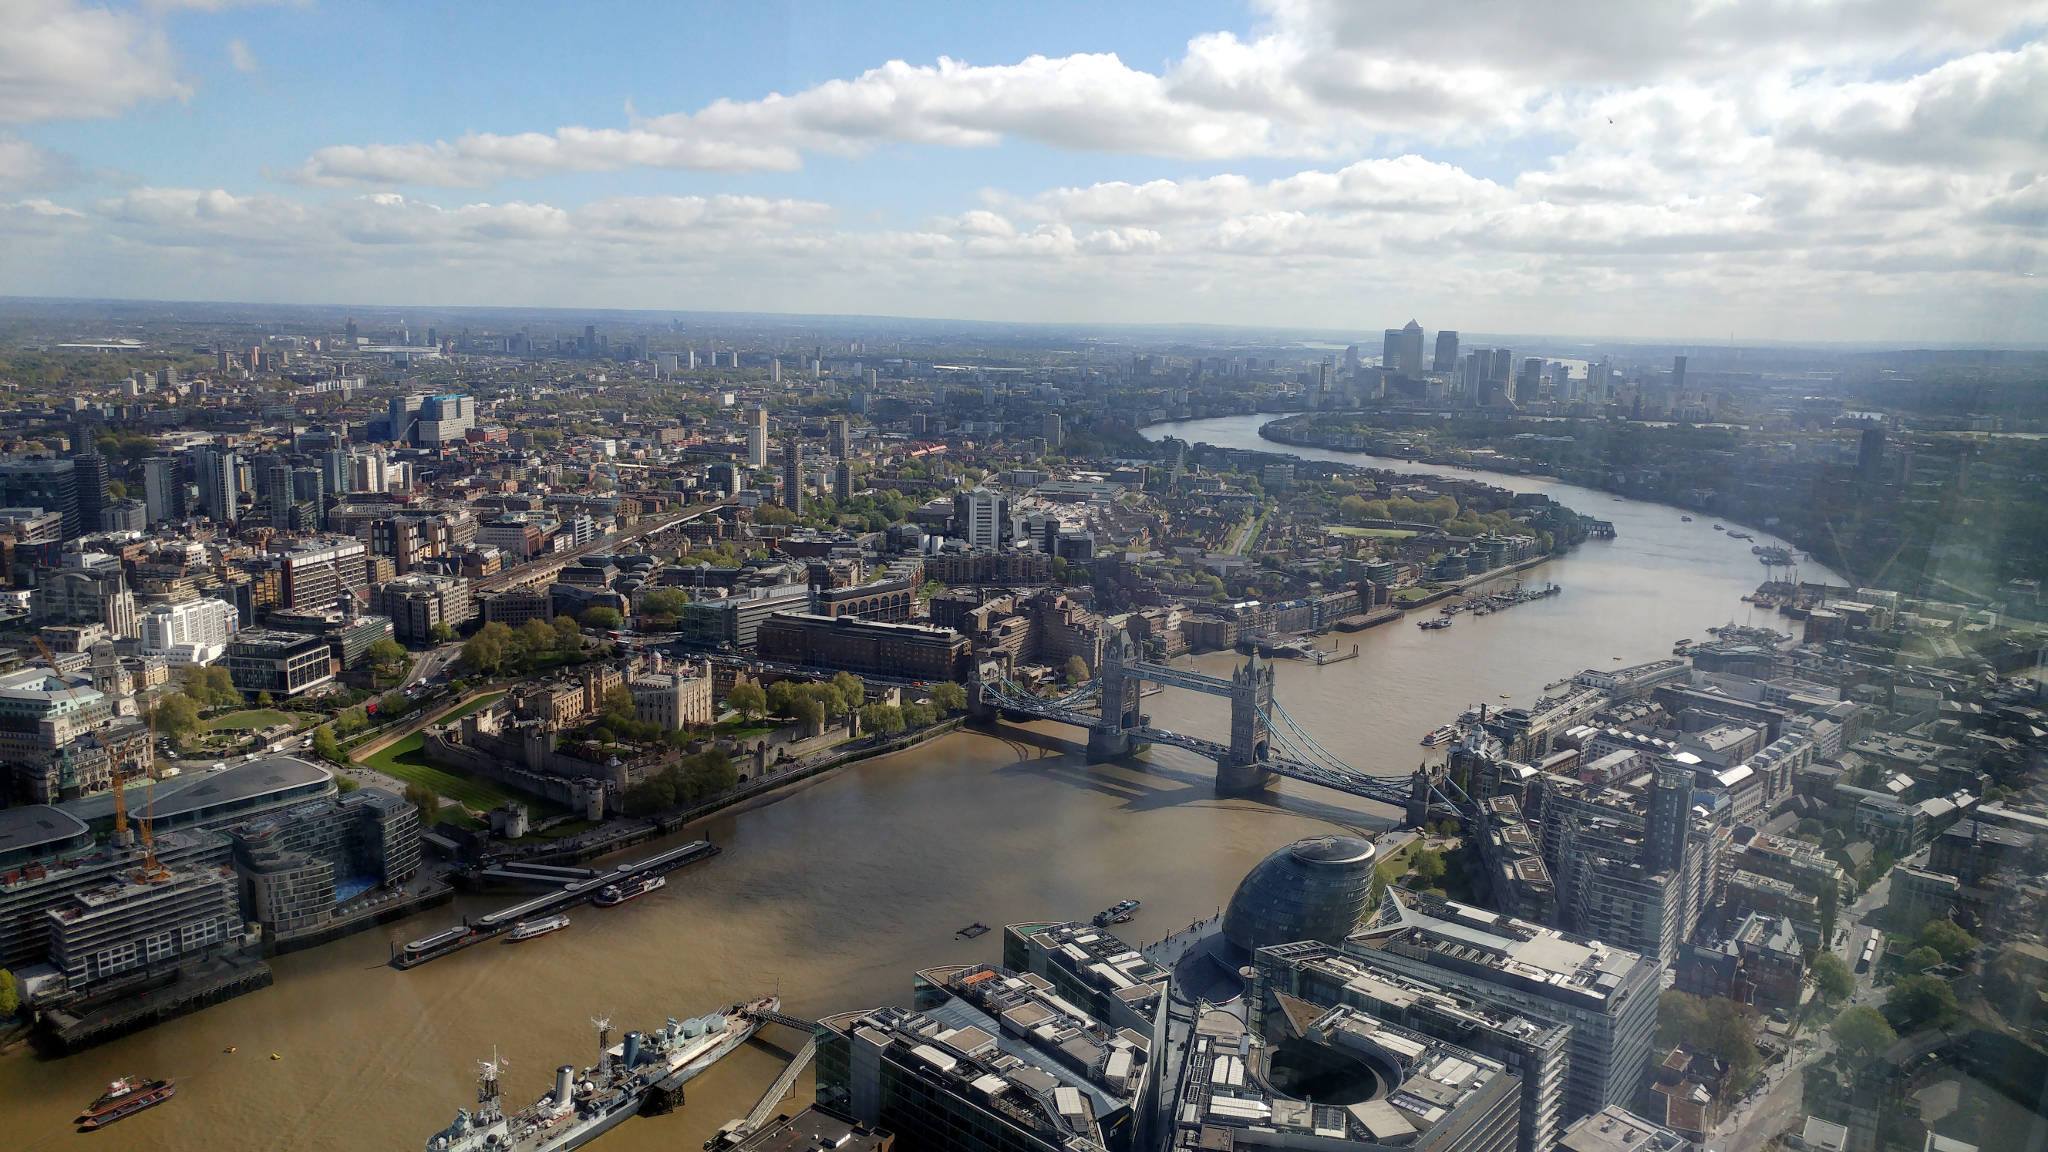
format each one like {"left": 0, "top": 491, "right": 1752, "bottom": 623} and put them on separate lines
{"left": 592, "top": 874, "right": 666, "bottom": 907}
{"left": 1498, "top": 693, "right": 1511, "bottom": 699}
{"left": 1712, "top": 524, "right": 1725, "bottom": 531}
{"left": 77, "top": 1077, "right": 175, "bottom": 1129}
{"left": 506, "top": 912, "right": 570, "bottom": 941}
{"left": 1420, "top": 725, "right": 1457, "bottom": 747}
{"left": 1092, "top": 898, "right": 1140, "bottom": 927}
{"left": 1680, "top": 515, "right": 1693, "bottom": 522}
{"left": 955, "top": 922, "right": 990, "bottom": 939}
{"left": 1417, "top": 617, "right": 1452, "bottom": 630}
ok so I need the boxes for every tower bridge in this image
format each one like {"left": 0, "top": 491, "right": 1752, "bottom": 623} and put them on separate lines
{"left": 975, "top": 632, "right": 1463, "bottom": 824}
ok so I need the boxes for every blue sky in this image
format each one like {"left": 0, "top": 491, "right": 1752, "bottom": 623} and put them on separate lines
{"left": 1, "top": 0, "right": 2043, "bottom": 341}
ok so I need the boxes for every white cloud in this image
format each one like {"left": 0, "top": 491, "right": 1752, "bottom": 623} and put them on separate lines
{"left": 0, "top": 133, "right": 79, "bottom": 193}
{"left": 0, "top": 0, "right": 188, "bottom": 123}
{"left": 227, "top": 37, "right": 257, "bottom": 73}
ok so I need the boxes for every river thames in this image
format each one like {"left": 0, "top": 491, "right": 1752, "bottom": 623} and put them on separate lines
{"left": 0, "top": 414, "right": 1837, "bottom": 1151}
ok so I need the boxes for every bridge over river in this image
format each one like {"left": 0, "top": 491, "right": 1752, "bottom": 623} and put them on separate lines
{"left": 975, "top": 631, "right": 1464, "bottom": 823}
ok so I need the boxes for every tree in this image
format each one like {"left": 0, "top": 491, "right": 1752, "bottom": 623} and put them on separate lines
{"left": 792, "top": 695, "right": 825, "bottom": 733}
{"left": 601, "top": 684, "right": 635, "bottom": 724}
{"left": 255, "top": 690, "right": 274, "bottom": 709}
{"left": 334, "top": 705, "right": 367, "bottom": 735}
{"left": 517, "top": 618, "right": 556, "bottom": 656}
{"left": 429, "top": 621, "right": 457, "bottom": 644}
{"left": 1810, "top": 951, "right": 1855, "bottom": 1002}
{"left": 1818, "top": 883, "right": 1839, "bottom": 946}
{"left": 901, "top": 702, "right": 936, "bottom": 729}
{"left": 641, "top": 587, "right": 688, "bottom": 618}
{"left": 1064, "top": 655, "right": 1091, "bottom": 687}
{"left": 403, "top": 781, "right": 441, "bottom": 825}
{"left": 726, "top": 682, "right": 767, "bottom": 722}
{"left": 334, "top": 773, "right": 360, "bottom": 793}
{"left": 580, "top": 606, "right": 622, "bottom": 630}
{"left": 181, "top": 665, "right": 239, "bottom": 707}
{"left": 831, "top": 672, "right": 865, "bottom": 712}
{"left": 1832, "top": 1004, "right": 1896, "bottom": 1058}
{"left": 0, "top": 968, "right": 16, "bottom": 1017}
{"left": 1887, "top": 973, "right": 1960, "bottom": 1028}
{"left": 1903, "top": 946, "right": 1943, "bottom": 973}
{"left": 462, "top": 627, "right": 506, "bottom": 675}
{"left": 553, "top": 615, "right": 582, "bottom": 652}
{"left": 1656, "top": 991, "right": 1761, "bottom": 1088}
{"left": 153, "top": 693, "right": 201, "bottom": 744}
{"left": 929, "top": 681, "right": 967, "bottom": 713}
{"left": 1918, "top": 919, "right": 1977, "bottom": 963}
{"left": 311, "top": 724, "right": 342, "bottom": 763}
{"left": 1410, "top": 847, "right": 1448, "bottom": 883}
{"left": 860, "top": 703, "right": 905, "bottom": 736}
{"left": 379, "top": 690, "right": 408, "bottom": 718}
{"left": 368, "top": 636, "right": 407, "bottom": 668}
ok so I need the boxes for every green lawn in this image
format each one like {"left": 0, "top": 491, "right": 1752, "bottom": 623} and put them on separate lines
{"left": 1324, "top": 525, "right": 1418, "bottom": 540}
{"left": 205, "top": 709, "right": 298, "bottom": 732}
{"left": 1392, "top": 585, "right": 1441, "bottom": 603}
{"left": 355, "top": 691, "right": 533, "bottom": 815}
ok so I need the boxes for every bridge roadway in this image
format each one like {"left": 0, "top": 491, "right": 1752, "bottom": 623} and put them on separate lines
{"left": 470, "top": 500, "right": 732, "bottom": 594}
{"left": 1127, "top": 727, "right": 1413, "bottom": 807}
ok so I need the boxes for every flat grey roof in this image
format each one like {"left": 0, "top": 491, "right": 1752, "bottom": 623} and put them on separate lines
{"left": 61, "top": 757, "right": 332, "bottom": 826}
{"left": 0, "top": 805, "right": 91, "bottom": 857}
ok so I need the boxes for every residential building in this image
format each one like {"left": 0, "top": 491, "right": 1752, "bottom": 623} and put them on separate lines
{"left": 675, "top": 582, "right": 812, "bottom": 651}
{"left": 43, "top": 864, "right": 241, "bottom": 987}
{"left": 414, "top": 394, "right": 475, "bottom": 444}
{"left": 141, "top": 455, "right": 185, "bottom": 524}
{"left": 226, "top": 787, "right": 421, "bottom": 935}
{"left": 138, "top": 597, "right": 239, "bottom": 665}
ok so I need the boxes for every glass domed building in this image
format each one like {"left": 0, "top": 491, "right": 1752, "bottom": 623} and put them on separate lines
{"left": 1221, "top": 835, "right": 1377, "bottom": 958}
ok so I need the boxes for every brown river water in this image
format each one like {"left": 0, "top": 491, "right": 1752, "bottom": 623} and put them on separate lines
{"left": 0, "top": 414, "right": 1833, "bottom": 1150}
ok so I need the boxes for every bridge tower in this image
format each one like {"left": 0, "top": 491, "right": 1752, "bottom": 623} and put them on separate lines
{"left": 1089, "top": 630, "right": 1143, "bottom": 760}
{"left": 1219, "top": 654, "right": 1276, "bottom": 793}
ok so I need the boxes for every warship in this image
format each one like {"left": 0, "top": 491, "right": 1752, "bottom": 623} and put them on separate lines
{"left": 423, "top": 997, "right": 778, "bottom": 1152}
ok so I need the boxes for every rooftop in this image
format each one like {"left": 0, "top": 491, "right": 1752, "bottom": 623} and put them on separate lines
{"left": 0, "top": 805, "right": 92, "bottom": 865}
{"left": 1557, "top": 1105, "right": 1693, "bottom": 1152}
{"left": 1352, "top": 888, "right": 1651, "bottom": 1010}
{"left": 60, "top": 757, "right": 333, "bottom": 830}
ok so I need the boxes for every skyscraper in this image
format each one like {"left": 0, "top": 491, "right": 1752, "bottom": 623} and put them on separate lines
{"left": 746, "top": 408, "right": 769, "bottom": 469}
{"left": 72, "top": 453, "right": 108, "bottom": 535}
{"left": 782, "top": 439, "right": 803, "bottom": 515}
{"left": 142, "top": 456, "right": 184, "bottom": 525}
{"left": 1516, "top": 357, "right": 1544, "bottom": 404}
{"left": 387, "top": 394, "right": 422, "bottom": 444}
{"left": 1671, "top": 354, "right": 1687, "bottom": 393}
{"left": 1433, "top": 330, "right": 1460, "bottom": 373}
{"left": 320, "top": 448, "right": 352, "bottom": 497}
{"left": 0, "top": 457, "right": 81, "bottom": 540}
{"left": 194, "top": 448, "right": 239, "bottom": 523}
{"left": 833, "top": 460, "right": 853, "bottom": 501}
{"left": 1383, "top": 320, "right": 1424, "bottom": 377}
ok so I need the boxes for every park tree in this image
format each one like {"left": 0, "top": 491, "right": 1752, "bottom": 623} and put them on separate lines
{"left": 0, "top": 968, "right": 16, "bottom": 1017}
{"left": 831, "top": 672, "right": 865, "bottom": 712}
{"left": 153, "top": 694, "right": 201, "bottom": 744}
{"left": 463, "top": 623, "right": 510, "bottom": 674}
{"left": 929, "top": 682, "right": 968, "bottom": 713}
{"left": 580, "top": 606, "right": 622, "bottom": 630}
{"left": 1888, "top": 973, "right": 1961, "bottom": 1029}
{"left": 255, "top": 690, "right": 274, "bottom": 709}
{"left": 901, "top": 702, "right": 935, "bottom": 729}
{"left": 1903, "top": 946, "right": 1943, "bottom": 973}
{"left": 726, "top": 681, "right": 767, "bottom": 722}
{"left": 1657, "top": 991, "right": 1761, "bottom": 1088}
{"left": 1918, "top": 919, "right": 1977, "bottom": 963}
{"left": 334, "top": 705, "right": 368, "bottom": 735}
{"left": 517, "top": 618, "right": 556, "bottom": 656}
{"left": 311, "top": 725, "right": 342, "bottom": 763}
{"left": 1832, "top": 1004, "right": 1896, "bottom": 1058}
{"left": 1064, "top": 655, "right": 1091, "bottom": 687}
{"left": 379, "top": 690, "right": 408, "bottom": 718}
{"left": 368, "top": 636, "right": 408, "bottom": 668}
{"left": 429, "top": 621, "right": 457, "bottom": 643}
{"left": 792, "top": 695, "right": 825, "bottom": 733}
{"left": 403, "top": 781, "right": 441, "bottom": 825}
{"left": 860, "top": 703, "right": 906, "bottom": 736}
{"left": 1410, "top": 847, "right": 1448, "bottom": 884}
{"left": 553, "top": 615, "right": 582, "bottom": 652}
{"left": 641, "top": 587, "right": 688, "bottom": 618}
{"left": 1810, "top": 952, "right": 1855, "bottom": 1002}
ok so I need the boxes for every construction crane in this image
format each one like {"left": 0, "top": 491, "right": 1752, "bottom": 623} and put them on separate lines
{"left": 131, "top": 710, "right": 170, "bottom": 884}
